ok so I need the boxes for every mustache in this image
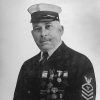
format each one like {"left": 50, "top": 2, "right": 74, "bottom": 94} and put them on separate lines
{"left": 39, "top": 37, "right": 51, "bottom": 42}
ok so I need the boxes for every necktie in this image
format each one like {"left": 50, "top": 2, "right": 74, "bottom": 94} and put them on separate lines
{"left": 40, "top": 52, "right": 49, "bottom": 64}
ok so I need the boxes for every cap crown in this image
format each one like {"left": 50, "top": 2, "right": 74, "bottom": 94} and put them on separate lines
{"left": 28, "top": 3, "right": 62, "bottom": 15}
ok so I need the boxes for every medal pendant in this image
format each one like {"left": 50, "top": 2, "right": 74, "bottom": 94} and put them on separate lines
{"left": 57, "top": 77, "right": 62, "bottom": 83}
{"left": 52, "top": 94, "right": 57, "bottom": 99}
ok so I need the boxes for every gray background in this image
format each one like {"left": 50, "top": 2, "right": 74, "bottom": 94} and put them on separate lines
{"left": 0, "top": 0, "right": 100, "bottom": 100}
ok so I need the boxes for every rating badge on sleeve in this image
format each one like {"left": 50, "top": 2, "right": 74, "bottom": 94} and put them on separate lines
{"left": 81, "top": 76, "right": 94, "bottom": 100}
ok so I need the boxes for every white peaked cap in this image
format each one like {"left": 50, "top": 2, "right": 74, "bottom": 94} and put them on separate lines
{"left": 28, "top": 3, "right": 62, "bottom": 15}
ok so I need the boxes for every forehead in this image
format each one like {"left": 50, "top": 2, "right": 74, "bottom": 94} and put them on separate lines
{"left": 32, "top": 21, "right": 60, "bottom": 27}
{"left": 32, "top": 22, "right": 52, "bottom": 27}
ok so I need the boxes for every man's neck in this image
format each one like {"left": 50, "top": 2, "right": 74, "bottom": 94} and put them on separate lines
{"left": 40, "top": 41, "right": 62, "bottom": 61}
{"left": 47, "top": 41, "right": 62, "bottom": 57}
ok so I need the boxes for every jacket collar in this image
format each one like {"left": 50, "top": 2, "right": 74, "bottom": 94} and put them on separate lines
{"left": 47, "top": 41, "right": 70, "bottom": 61}
{"left": 37, "top": 41, "right": 70, "bottom": 63}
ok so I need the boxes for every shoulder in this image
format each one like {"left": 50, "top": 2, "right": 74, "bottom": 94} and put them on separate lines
{"left": 21, "top": 53, "right": 40, "bottom": 70}
{"left": 58, "top": 42, "right": 92, "bottom": 67}
{"left": 63, "top": 43, "right": 91, "bottom": 63}
{"left": 66, "top": 47, "right": 96, "bottom": 100}
{"left": 63, "top": 43, "right": 93, "bottom": 70}
{"left": 69, "top": 46, "right": 91, "bottom": 63}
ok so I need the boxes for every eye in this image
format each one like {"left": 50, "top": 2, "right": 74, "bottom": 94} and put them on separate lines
{"left": 33, "top": 27, "right": 41, "bottom": 32}
{"left": 45, "top": 24, "right": 52, "bottom": 30}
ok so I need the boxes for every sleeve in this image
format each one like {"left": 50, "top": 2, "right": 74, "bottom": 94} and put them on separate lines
{"left": 80, "top": 57, "right": 96, "bottom": 100}
{"left": 13, "top": 62, "right": 28, "bottom": 100}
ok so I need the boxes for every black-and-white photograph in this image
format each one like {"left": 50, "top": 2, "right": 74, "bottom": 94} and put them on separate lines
{"left": 0, "top": 0, "right": 100, "bottom": 100}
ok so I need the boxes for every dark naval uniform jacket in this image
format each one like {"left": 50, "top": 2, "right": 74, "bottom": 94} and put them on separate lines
{"left": 13, "top": 42, "right": 96, "bottom": 100}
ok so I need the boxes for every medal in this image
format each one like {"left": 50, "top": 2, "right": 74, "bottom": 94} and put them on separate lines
{"left": 49, "top": 69, "right": 54, "bottom": 80}
{"left": 60, "top": 93, "right": 63, "bottom": 99}
{"left": 57, "top": 77, "right": 62, "bottom": 83}
{"left": 47, "top": 82, "right": 53, "bottom": 88}
{"left": 49, "top": 69, "right": 54, "bottom": 75}
{"left": 49, "top": 74, "right": 54, "bottom": 80}
{"left": 63, "top": 71, "right": 68, "bottom": 78}
{"left": 42, "top": 71, "right": 48, "bottom": 78}
{"left": 51, "top": 87, "right": 58, "bottom": 93}
{"left": 51, "top": 94, "right": 57, "bottom": 99}
{"left": 57, "top": 70, "right": 63, "bottom": 77}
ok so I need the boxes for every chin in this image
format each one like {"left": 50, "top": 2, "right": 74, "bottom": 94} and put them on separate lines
{"left": 38, "top": 41, "right": 53, "bottom": 51}
{"left": 40, "top": 45, "right": 52, "bottom": 51}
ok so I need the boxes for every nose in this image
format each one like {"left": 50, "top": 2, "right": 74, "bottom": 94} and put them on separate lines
{"left": 41, "top": 28, "right": 48, "bottom": 37}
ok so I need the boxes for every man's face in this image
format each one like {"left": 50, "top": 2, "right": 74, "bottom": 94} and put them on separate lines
{"left": 31, "top": 21, "right": 63, "bottom": 51}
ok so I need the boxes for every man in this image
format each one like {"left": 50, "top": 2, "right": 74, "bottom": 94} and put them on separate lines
{"left": 13, "top": 3, "right": 96, "bottom": 100}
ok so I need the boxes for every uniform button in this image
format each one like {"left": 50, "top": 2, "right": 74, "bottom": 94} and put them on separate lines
{"left": 27, "top": 90, "right": 31, "bottom": 94}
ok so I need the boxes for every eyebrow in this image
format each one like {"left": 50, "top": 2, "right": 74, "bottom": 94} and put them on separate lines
{"left": 44, "top": 22, "right": 52, "bottom": 25}
{"left": 33, "top": 22, "right": 52, "bottom": 27}
{"left": 33, "top": 24, "right": 40, "bottom": 30}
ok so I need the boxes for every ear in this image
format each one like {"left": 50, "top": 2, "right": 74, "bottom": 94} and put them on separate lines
{"left": 61, "top": 25, "right": 64, "bottom": 33}
{"left": 31, "top": 30, "right": 33, "bottom": 34}
{"left": 31, "top": 30, "right": 34, "bottom": 37}
{"left": 59, "top": 25, "right": 64, "bottom": 36}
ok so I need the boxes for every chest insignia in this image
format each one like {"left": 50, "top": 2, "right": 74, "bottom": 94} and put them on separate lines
{"left": 40, "top": 69, "right": 68, "bottom": 100}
